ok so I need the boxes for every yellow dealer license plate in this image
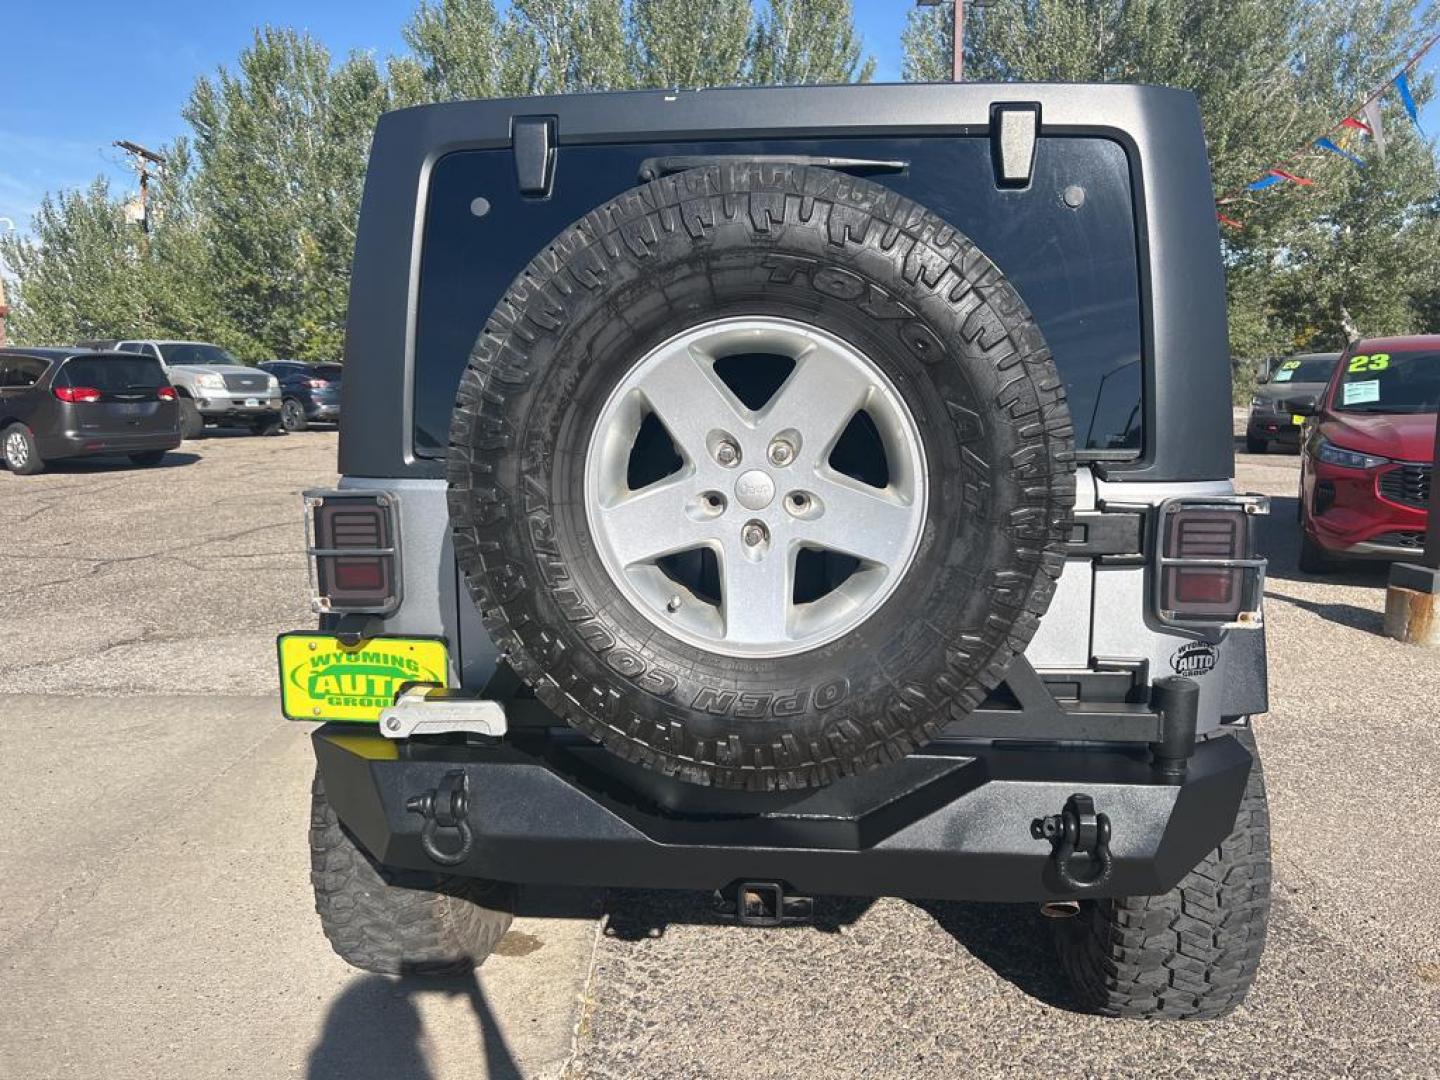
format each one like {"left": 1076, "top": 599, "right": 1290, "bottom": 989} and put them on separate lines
{"left": 1292, "top": 414, "right": 1305, "bottom": 426}
{"left": 277, "top": 633, "right": 449, "bottom": 722}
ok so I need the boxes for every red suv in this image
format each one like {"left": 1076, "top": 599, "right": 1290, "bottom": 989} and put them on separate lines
{"left": 1296, "top": 335, "right": 1437, "bottom": 572}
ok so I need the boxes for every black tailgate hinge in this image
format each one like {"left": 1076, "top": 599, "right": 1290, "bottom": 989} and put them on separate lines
{"left": 512, "top": 115, "right": 557, "bottom": 199}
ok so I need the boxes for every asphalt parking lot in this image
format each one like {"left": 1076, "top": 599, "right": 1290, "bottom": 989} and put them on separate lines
{"left": 2, "top": 429, "right": 1438, "bottom": 1078}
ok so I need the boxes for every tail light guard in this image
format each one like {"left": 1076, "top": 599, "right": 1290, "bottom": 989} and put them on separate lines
{"left": 303, "top": 489, "right": 403, "bottom": 616}
{"left": 1107, "top": 494, "right": 1270, "bottom": 631}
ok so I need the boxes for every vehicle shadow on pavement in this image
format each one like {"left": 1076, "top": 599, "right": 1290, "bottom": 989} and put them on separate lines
{"left": 28, "top": 452, "right": 201, "bottom": 473}
{"left": 914, "top": 900, "right": 1082, "bottom": 1013}
{"left": 306, "top": 968, "right": 521, "bottom": 1080}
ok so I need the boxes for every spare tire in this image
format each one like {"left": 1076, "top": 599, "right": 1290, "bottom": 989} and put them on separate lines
{"left": 448, "top": 163, "right": 1074, "bottom": 791}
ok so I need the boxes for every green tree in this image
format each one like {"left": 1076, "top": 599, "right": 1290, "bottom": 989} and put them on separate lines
{"left": 629, "top": 0, "right": 752, "bottom": 89}
{"left": 184, "top": 28, "right": 393, "bottom": 360}
{"left": 901, "top": 4, "right": 951, "bottom": 83}
{"left": 0, "top": 180, "right": 144, "bottom": 344}
{"left": 901, "top": 0, "right": 1440, "bottom": 361}
{"left": 509, "top": 0, "right": 632, "bottom": 93}
{"left": 396, "top": 0, "right": 536, "bottom": 103}
{"left": 749, "top": 0, "right": 876, "bottom": 85}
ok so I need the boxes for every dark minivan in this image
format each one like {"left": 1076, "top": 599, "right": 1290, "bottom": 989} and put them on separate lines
{"left": 0, "top": 347, "right": 181, "bottom": 475}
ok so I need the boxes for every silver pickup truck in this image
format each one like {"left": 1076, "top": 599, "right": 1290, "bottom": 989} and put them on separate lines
{"left": 77, "top": 339, "right": 282, "bottom": 438}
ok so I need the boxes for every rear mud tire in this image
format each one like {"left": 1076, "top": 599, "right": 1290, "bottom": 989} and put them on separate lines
{"left": 1054, "top": 727, "right": 1272, "bottom": 1020}
{"left": 448, "top": 163, "right": 1075, "bottom": 791}
{"left": 309, "top": 772, "right": 514, "bottom": 976}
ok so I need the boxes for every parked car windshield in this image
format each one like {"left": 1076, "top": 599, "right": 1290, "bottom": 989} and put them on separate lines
{"left": 60, "top": 356, "right": 168, "bottom": 390}
{"left": 1270, "top": 355, "right": 1338, "bottom": 384}
{"left": 1335, "top": 349, "right": 1440, "bottom": 414}
{"left": 159, "top": 343, "right": 238, "bottom": 366}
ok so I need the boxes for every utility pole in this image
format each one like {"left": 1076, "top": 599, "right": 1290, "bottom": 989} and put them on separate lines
{"left": 916, "top": 0, "right": 991, "bottom": 82}
{"left": 114, "top": 140, "right": 166, "bottom": 234}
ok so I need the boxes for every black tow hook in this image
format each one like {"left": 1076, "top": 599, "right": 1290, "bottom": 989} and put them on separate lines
{"left": 1032, "top": 793, "right": 1113, "bottom": 893}
{"left": 405, "top": 771, "right": 473, "bottom": 866}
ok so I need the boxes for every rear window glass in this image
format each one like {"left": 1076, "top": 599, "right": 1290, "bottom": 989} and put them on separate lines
{"left": 414, "top": 136, "right": 1144, "bottom": 457}
{"left": 314, "top": 364, "right": 344, "bottom": 380}
{"left": 60, "top": 356, "right": 168, "bottom": 390}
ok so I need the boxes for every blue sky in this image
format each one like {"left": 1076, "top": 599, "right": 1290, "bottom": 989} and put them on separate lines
{"left": 0, "top": 1, "right": 1434, "bottom": 236}
{"left": 0, "top": 0, "right": 906, "bottom": 232}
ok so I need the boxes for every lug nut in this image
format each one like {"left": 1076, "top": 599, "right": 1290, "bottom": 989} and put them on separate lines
{"left": 767, "top": 440, "right": 795, "bottom": 466}
{"left": 742, "top": 523, "right": 768, "bottom": 547}
{"left": 666, "top": 594, "right": 682, "bottom": 612}
{"left": 716, "top": 442, "right": 740, "bottom": 467}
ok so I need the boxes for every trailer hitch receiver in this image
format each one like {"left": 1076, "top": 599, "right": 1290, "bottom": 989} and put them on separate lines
{"left": 1032, "top": 793, "right": 1113, "bottom": 893}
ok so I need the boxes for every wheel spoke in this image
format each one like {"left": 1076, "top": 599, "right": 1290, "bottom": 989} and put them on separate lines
{"left": 636, "top": 344, "right": 751, "bottom": 461}
{"left": 761, "top": 344, "right": 875, "bottom": 459}
{"left": 719, "top": 539, "right": 794, "bottom": 644}
{"left": 800, "top": 474, "right": 918, "bottom": 568}
{"left": 595, "top": 478, "right": 700, "bottom": 567}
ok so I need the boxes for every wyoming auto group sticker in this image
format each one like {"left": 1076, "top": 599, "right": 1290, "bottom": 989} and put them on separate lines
{"left": 1170, "top": 640, "right": 1218, "bottom": 677}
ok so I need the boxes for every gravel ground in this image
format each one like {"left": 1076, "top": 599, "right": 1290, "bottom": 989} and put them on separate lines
{"left": 2, "top": 431, "right": 1437, "bottom": 1078}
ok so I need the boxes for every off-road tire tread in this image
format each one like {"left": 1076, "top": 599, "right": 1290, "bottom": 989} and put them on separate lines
{"left": 1056, "top": 728, "right": 1271, "bottom": 1019}
{"left": 309, "top": 772, "right": 513, "bottom": 975}
{"left": 449, "top": 163, "right": 1074, "bottom": 790}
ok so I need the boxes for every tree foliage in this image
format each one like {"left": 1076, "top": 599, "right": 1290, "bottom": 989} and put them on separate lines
{"left": 750, "top": 0, "right": 876, "bottom": 85}
{"left": 0, "top": 2, "right": 881, "bottom": 354}
{"left": 902, "top": 0, "right": 1440, "bottom": 367}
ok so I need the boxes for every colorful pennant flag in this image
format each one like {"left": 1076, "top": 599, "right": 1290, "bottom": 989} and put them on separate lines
{"left": 1360, "top": 99, "right": 1388, "bottom": 158}
{"left": 1396, "top": 71, "right": 1422, "bottom": 132}
{"left": 1216, "top": 31, "right": 1437, "bottom": 211}
{"left": 1314, "top": 137, "right": 1366, "bottom": 168}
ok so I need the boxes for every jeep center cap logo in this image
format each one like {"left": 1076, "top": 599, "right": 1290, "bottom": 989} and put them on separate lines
{"left": 1170, "top": 640, "right": 1218, "bottom": 677}
{"left": 734, "top": 469, "right": 776, "bottom": 511}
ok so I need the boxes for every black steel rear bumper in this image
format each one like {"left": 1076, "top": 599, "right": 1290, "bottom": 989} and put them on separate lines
{"left": 314, "top": 723, "right": 1252, "bottom": 904}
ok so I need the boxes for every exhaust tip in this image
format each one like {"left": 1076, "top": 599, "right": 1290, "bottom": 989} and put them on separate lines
{"left": 1040, "top": 900, "right": 1082, "bottom": 920}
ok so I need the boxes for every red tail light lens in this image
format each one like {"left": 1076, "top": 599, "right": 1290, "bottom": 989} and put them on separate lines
{"left": 157, "top": 386, "right": 177, "bottom": 401}
{"left": 1155, "top": 499, "right": 1268, "bottom": 628}
{"left": 54, "top": 385, "right": 102, "bottom": 403}
{"left": 305, "top": 493, "right": 400, "bottom": 614}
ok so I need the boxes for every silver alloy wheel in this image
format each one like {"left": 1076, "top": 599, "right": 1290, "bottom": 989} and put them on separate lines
{"left": 5, "top": 431, "right": 28, "bottom": 469}
{"left": 584, "top": 316, "right": 928, "bottom": 658}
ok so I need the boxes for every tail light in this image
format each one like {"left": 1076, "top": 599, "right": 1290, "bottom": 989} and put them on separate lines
{"left": 304, "top": 491, "right": 401, "bottom": 614}
{"left": 54, "top": 385, "right": 101, "bottom": 403}
{"left": 1155, "top": 496, "right": 1268, "bottom": 628}
{"left": 308, "top": 378, "right": 329, "bottom": 388}
{"left": 157, "top": 386, "right": 177, "bottom": 401}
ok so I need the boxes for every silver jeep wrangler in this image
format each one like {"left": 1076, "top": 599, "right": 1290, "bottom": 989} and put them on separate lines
{"left": 282, "top": 82, "right": 1272, "bottom": 1020}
